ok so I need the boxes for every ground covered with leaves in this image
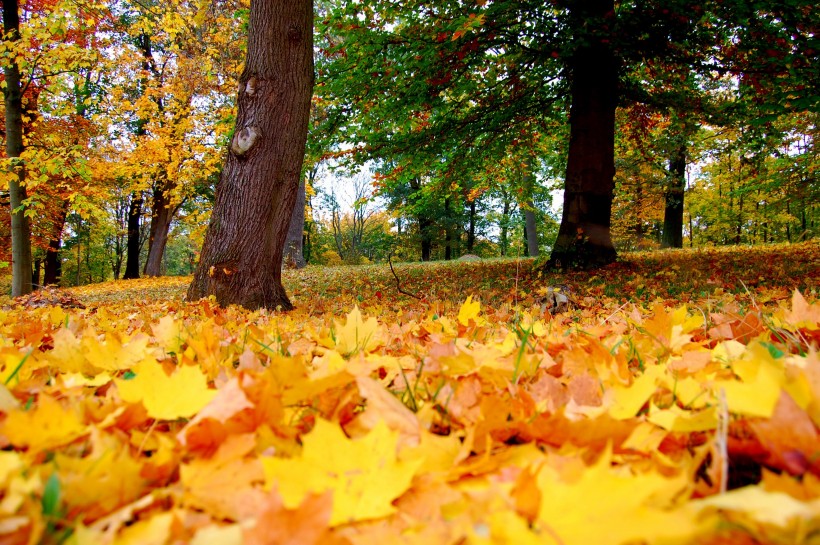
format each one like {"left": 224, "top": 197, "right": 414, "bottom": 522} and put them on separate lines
{"left": 1, "top": 242, "right": 819, "bottom": 544}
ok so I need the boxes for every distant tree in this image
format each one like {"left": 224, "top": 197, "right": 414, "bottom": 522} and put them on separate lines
{"left": 188, "top": 0, "right": 313, "bottom": 310}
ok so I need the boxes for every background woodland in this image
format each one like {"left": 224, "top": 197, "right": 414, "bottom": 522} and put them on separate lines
{"left": 0, "top": 0, "right": 817, "bottom": 289}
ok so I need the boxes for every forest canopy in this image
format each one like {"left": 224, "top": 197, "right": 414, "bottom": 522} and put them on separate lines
{"left": 0, "top": 0, "right": 817, "bottom": 290}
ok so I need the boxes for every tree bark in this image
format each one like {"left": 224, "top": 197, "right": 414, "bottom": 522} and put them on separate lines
{"left": 466, "top": 199, "right": 476, "bottom": 253}
{"left": 661, "top": 142, "right": 686, "bottom": 248}
{"left": 3, "top": 0, "right": 32, "bottom": 297}
{"left": 283, "top": 177, "right": 306, "bottom": 268}
{"left": 123, "top": 193, "right": 143, "bottom": 279}
{"left": 524, "top": 205, "right": 539, "bottom": 257}
{"left": 548, "top": 0, "right": 617, "bottom": 270}
{"left": 187, "top": 0, "right": 313, "bottom": 310}
{"left": 143, "top": 181, "right": 178, "bottom": 276}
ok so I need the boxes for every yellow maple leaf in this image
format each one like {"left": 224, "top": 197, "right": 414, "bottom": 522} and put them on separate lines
{"left": 113, "top": 512, "right": 173, "bottom": 545}
{"left": 151, "top": 315, "right": 184, "bottom": 356}
{"left": 714, "top": 342, "right": 783, "bottom": 418}
{"left": 334, "top": 306, "right": 382, "bottom": 356}
{"left": 55, "top": 430, "right": 147, "bottom": 520}
{"left": 2, "top": 394, "right": 87, "bottom": 452}
{"left": 83, "top": 331, "right": 153, "bottom": 372}
{"left": 457, "top": 295, "right": 482, "bottom": 326}
{"left": 262, "top": 418, "right": 420, "bottom": 526}
{"left": 115, "top": 359, "right": 216, "bottom": 420}
{"left": 608, "top": 363, "right": 665, "bottom": 420}
{"left": 535, "top": 448, "right": 702, "bottom": 545}
{"left": 692, "top": 485, "right": 816, "bottom": 530}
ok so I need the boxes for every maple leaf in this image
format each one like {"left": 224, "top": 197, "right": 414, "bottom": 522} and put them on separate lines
{"left": 243, "top": 490, "right": 336, "bottom": 545}
{"left": 262, "top": 418, "right": 420, "bottom": 526}
{"left": 692, "top": 485, "right": 818, "bottom": 535}
{"left": 115, "top": 359, "right": 216, "bottom": 420}
{"left": 180, "top": 433, "right": 267, "bottom": 520}
{"left": 334, "top": 306, "right": 382, "bottom": 356}
{"left": 2, "top": 394, "right": 87, "bottom": 452}
{"left": 783, "top": 290, "right": 820, "bottom": 330}
{"left": 55, "top": 429, "right": 147, "bottom": 521}
{"left": 535, "top": 448, "right": 703, "bottom": 545}
{"left": 457, "top": 295, "right": 483, "bottom": 326}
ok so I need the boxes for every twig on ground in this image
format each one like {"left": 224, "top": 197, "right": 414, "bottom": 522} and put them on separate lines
{"left": 388, "top": 253, "right": 423, "bottom": 300}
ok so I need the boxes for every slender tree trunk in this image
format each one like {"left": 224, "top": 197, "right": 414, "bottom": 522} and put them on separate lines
{"left": 524, "top": 206, "right": 539, "bottom": 257}
{"left": 3, "top": 0, "right": 32, "bottom": 297}
{"left": 188, "top": 0, "right": 313, "bottom": 310}
{"left": 43, "top": 203, "right": 68, "bottom": 286}
{"left": 123, "top": 193, "right": 143, "bottom": 279}
{"left": 548, "top": 0, "right": 617, "bottom": 270}
{"left": 419, "top": 215, "right": 433, "bottom": 261}
{"left": 444, "top": 198, "right": 453, "bottom": 260}
{"left": 143, "top": 182, "right": 177, "bottom": 276}
{"left": 283, "top": 177, "right": 306, "bottom": 268}
{"left": 661, "top": 142, "right": 686, "bottom": 248}
{"left": 466, "top": 199, "right": 477, "bottom": 253}
{"left": 499, "top": 189, "right": 511, "bottom": 257}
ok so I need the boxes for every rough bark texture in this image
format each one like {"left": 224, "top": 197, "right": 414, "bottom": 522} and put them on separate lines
{"left": 283, "top": 177, "right": 306, "bottom": 268}
{"left": 661, "top": 143, "right": 686, "bottom": 248}
{"left": 548, "top": 0, "right": 618, "bottom": 270}
{"left": 187, "top": 0, "right": 313, "bottom": 310}
{"left": 3, "top": 0, "right": 32, "bottom": 297}
{"left": 123, "top": 193, "right": 143, "bottom": 279}
{"left": 143, "top": 182, "right": 177, "bottom": 276}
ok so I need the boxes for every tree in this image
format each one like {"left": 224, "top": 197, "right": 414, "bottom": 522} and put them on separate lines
{"left": 2, "top": 0, "right": 32, "bottom": 296}
{"left": 317, "top": 0, "right": 818, "bottom": 269}
{"left": 187, "top": 0, "right": 313, "bottom": 310}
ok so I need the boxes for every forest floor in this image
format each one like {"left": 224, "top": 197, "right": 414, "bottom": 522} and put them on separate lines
{"left": 0, "top": 241, "right": 819, "bottom": 544}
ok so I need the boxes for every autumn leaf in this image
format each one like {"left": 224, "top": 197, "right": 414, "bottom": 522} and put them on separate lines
{"left": 262, "top": 418, "right": 420, "bottom": 526}
{"left": 535, "top": 448, "right": 703, "bottom": 545}
{"left": 334, "top": 306, "right": 382, "bottom": 355}
{"left": 457, "top": 295, "right": 483, "bottom": 326}
{"left": 2, "top": 394, "right": 87, "bottom": 452}
{"left": 115, "top": 359, "right": 216, "bottom": 420}
{"left": 180, "top": 433, "right": 267, "bottom": 520}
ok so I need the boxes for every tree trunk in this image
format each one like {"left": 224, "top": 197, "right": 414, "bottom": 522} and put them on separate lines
{"left": 283, "top": 177, "right": 306, "bottom": 268}
{"left": 548, "top": 0, "right": 617, "bottom": 270}
{"left": 444, "top": 198, "right": 452, "bottom": 260}
{"left": 143, "top": 182, "right": 177, "bottom": 276}
{"left": 661, "top": 142, "right": 686, "bottom": 248}
{"left": 524, "top": 205, "right": 539, "bottom": 257}
{"left": 43, "top": 203, "right": 68, "bottom": 286}
{"left": 123, "top": 193, "right": 143, "bottom": 279}
{"left": 3, "top": 0, "right": 32, "bottom": 297}
{"left": 466, "top": 199, "right": 476, "bottom": 253}
{"left": 499, "top": 189, "right": 511, "bottom": 257}
{"left": 188, "top": 0, "right": 313, "bottom": 310}
{"left": 419, "top": 215, "right": 433, "bottom": 261}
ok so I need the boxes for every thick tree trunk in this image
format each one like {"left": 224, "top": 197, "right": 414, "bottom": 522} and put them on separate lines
{"left": 123, "top": 193, "right": 143, "bottom": 279}
{"left": 3, "top": 0, "right": 32, "bottom": 297}
{"left": 143, "top": 182, "right": 177, "bottom": 276}
{"left": 188, "top": 0, "right": 313, "bottom": 310}
{"left": 43, "top": 203, "right": 68, "bottom": 286}
{"left": 548, "top": 0, "right": 617, "bottom": 270}
{"left": 661, "top": 143, "right": 686, "bottom": 248}
{"left": 283, "top": 177, "right": 306, "bottom": 268}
